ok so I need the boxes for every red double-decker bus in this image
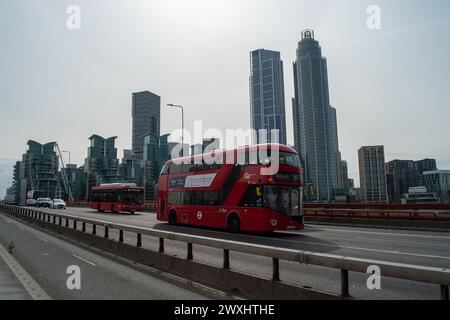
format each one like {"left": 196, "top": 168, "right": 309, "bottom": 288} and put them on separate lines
{"left": 90, "top": 183, "right": 144, "bottom": 214}
{"left": 156, "top": 144, "right": 304, "bottom": 233}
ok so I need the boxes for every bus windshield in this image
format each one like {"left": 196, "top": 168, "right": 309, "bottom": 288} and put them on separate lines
{"left": 258, "top": 151, "right": 301, "bottom": 167}
{"left": 263, "top": 185, "right": 300, "bottom": 216}
{"left": 279, "top": 152, "right": 300, "bottom": 167}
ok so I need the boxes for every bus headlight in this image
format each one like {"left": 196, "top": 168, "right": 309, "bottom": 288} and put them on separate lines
{"left": 270, "top": 219, "right": 278, "bottom": 227}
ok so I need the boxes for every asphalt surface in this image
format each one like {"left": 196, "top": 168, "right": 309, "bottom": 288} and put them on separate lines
{"left": 5, "top": 206, "right": 450, "bottom": 299}
{"left": 0, "top": 212, "right": 213, "bottom": 300}
{"left": 0, "top": 252, "right": 31, "bottom": 300}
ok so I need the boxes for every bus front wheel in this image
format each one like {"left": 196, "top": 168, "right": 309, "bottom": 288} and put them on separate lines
{"left": 227, "top": 214, "right": 240, "bottom": 233}
{"left": 168, "top": 211, "right": 177, "bottom": 225}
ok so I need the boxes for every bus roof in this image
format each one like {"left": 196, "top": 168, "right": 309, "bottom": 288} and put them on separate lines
{"left": 165, "top": 143, "right": 297, "bottom": 165}
{"left": 92, "top": 183, "right": 143, "bottom": 190}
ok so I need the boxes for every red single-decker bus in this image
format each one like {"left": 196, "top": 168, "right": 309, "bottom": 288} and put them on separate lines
{"left": 90, "top": 183, "right": 144, "bottom": 214}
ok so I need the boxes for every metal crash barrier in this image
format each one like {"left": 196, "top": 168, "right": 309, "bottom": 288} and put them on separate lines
{"left": 1, "top": 204, "right": 449, "bottom": 300}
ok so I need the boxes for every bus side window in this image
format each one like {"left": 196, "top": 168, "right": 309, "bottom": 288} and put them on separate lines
{"left": 170, "top": 164, "right": 183, "bottom": 174}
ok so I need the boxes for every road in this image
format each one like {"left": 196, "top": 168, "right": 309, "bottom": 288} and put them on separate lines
{"left": 6, "top": 206, "right": 450, "bottom": 299}
{"left": 0, "top": 212, "right": 214, "bottom": 300}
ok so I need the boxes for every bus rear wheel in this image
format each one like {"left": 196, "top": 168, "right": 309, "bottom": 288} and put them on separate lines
{"left": 168, "top": 210, "right": 177, "bottom": 225}
{"left": 227, "top": 214, "right": 240, "bottom": 233}
{"left": 111, "top": 204, "right": 118, "bottom": 213}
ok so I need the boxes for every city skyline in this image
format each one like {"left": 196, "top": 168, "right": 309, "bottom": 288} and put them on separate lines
{"left": 1, "top": 0, "right": 450, "bottom": 198}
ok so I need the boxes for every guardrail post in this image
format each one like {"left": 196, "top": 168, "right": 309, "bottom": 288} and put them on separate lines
{"left": 47, "top": 214, "right": 51, "bottom": 223}
{"left": 73, "top": 220, "right": 77, "bottom": 230}
{"left": 58, "top": 216, "right": 62, "bottom": 226}
{"left": 187, "top": 243, "right": 193, "bottom": 260}
{"left": 82, "top": 222, "right": 86, "bottom": 232}
{"left": 441, "top": 285, "right": 449, "bottom": 300}
{"left": 119, "top": 230, "right": 124, "bottom": 243}
{"left": 104, "top": 226, "right": 109, "bottom": 239}
{"left": 341, "top": 269, "right": 349, "bottom": 297}
{"left": 52, "top": 216, "right": 56, "bottom": 224}
{"left": 159, "top": 238, "right": 164, "bottom": 253}
{"left": 92, "top": 224, "right": 96, "bottom": 235}
{"left": 272, "top": 258, "right": 280, "bottom": 281}
{"left": 137, "top": 233, "right": 142, "bottom": 247}
{"left": 223, "top": 249, "right": 230, "bottom": 269}
{"left": 65, "top": 218, "right": 69, "bottom": 228}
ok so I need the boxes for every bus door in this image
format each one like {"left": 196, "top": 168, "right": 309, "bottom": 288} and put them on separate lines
{"left": 159, "top": 197, "right": 166, "bottom": 217}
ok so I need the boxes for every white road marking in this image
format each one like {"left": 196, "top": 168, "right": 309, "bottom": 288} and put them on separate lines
{"left": 304, "top": 225, "right": 450, "bottom": 240}
{"left": 171, "top": 225, "right": 450, "bottom": 260}
{"left": 356, "top": 237, "right": 450, "bottom": 248}
{"left": 0, "top": 244, "right": 51, "bottom": 300}
{"left": 267, "top": 238, "right": 450, "bottom": 260}
{"left": 37, "top": 236, "right": 48, "bottom": 243}
{"left": 73, "top": 254, "right": 96, "bottom": 266}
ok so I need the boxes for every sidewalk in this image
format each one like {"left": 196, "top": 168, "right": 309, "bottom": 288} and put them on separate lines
{"left": 0, "top": 245, "right": 31, "bottom": 300}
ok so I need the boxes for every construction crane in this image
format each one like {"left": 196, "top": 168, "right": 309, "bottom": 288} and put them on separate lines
{"left": 55, "top": 143, "right": 73, "bottom": 202}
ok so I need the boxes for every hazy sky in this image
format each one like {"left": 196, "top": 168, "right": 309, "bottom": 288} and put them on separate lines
{"left": 1, "top": 0, "right": 450, "bottom": 198}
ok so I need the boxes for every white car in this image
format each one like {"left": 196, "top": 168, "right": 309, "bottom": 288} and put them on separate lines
{"left": 52, "top": 199, "right": 66, "bottom": 209}
{"left": 26, "top": 199, "right": 36, "bottom": 206}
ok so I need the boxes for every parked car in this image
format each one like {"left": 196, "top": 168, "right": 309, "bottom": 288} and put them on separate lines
{"left": 35, "top": 198, "right": 52, "bottom": 208}
{"left": 26, "top": 199, "right": 36, "bottom": 206}
{"left": 52, "top": 199, "right": 66, "bottom": 209}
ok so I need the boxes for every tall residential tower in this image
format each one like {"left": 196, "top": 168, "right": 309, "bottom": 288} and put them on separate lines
{"left": 358, "top": 145, "right": 388, "bottom": 203}
{"left": 249, "top": 49, "right": 287, "bottom": 145}
{"left": 292, "top": 30, "right": 341, "bottom": 201}
{"left": 132, "top": 91, "right": 161, "bottom": 159}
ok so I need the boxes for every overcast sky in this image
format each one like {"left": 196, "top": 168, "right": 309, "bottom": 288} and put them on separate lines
{"left": 1, "top": 0, "right": 450, "bottom": 198}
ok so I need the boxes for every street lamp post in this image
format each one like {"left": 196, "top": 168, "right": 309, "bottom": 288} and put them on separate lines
{"left": 166, "top": 104, "right": 185, "bottom": 157}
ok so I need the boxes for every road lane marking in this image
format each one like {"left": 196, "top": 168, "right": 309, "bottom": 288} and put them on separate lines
{"left": 265, "top": 238, "right": 450, "bottom": 260}
{"left": 72, "top": 254, "right": 96, "bottom": 266}
{"left": 172, "top": 225, "right": 450, "bottom": 261}
{"left": 356, "top": 237, "right": 450, "bottom": 248}
{"left": 0, "top": 244, "right": 51, "bottom": 300}
{"left": 37, "top": 236, "right": 48, "bottom": 243}
{"left": 303, "top": 225, "right": 450, "bottom": 240}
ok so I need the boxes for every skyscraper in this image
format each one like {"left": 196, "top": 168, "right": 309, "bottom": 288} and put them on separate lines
{"left": 292, "top": 30, "right": 340, "bottom": 201}
{"left": 421, "top": 170, "right": 450, "bottom": 203}
{"left": 385, "top": 160, "right": 416, "bottom": 203}
{"left": 249, "top": 49, "right": 287, "bottom": 145}
{"left": 415, "top": 158, "right": 438, "bottom": 186}
{"left": 358, "top": 145, "right": 388, "bottom": 203}
{"left": 132, "top": 91, "right": 161, "bottom": 159}
{"left": 339, "top": 160, "right": 349, "bottom": 189}
{"left": 84, "top": 135, "right": 120, "bottom": 197}
{"left": 12, "top": 140, "right": 60, "bottom": 203}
